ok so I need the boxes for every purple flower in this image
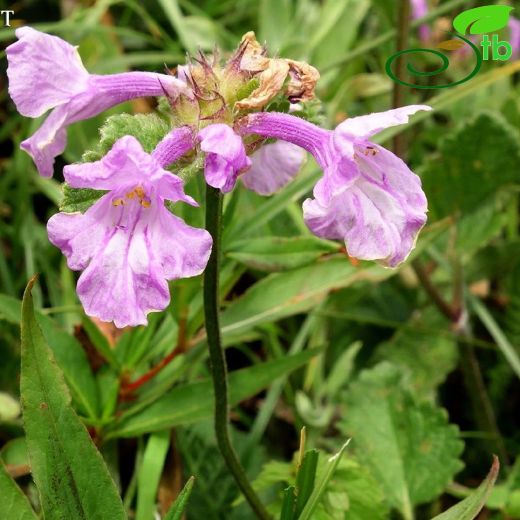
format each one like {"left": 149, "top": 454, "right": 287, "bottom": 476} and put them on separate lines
{"left": 47, "top": 129, "right": 212, "bottom": 328}
{"left": 410, "top": 0, "right": 431, "bottom": 42}
{"left": 241, "top": 106, "right": 430, "bottom": 267}
{"left": 6, "top": 27, "right": 185, "bottom": 177}
{"left": 198, "top": 124, "right": 251, "bottom": 193}
{"left": 509, "top": 17, "right": 520, "bottom": 59}
{"left": 241, "top": 141, "right": 306, "bottom": 195}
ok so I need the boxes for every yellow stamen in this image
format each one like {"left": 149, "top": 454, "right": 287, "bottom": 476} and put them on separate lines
{"left": 112, "top": 198, "right": 125, "bottom": 206}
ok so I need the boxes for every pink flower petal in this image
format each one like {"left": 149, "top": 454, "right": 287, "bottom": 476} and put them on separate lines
{"left": 241, "top": 141, "right": 306, "bottom": 195}
{"left": 198, "top": 124, "right": 251, "bottom": 193}
{"left": 303, "top": 144, "right": 427, "bottom": 267}
{"left": 6, "top": 27, "right": 89, "bottom": 118}
{"left": 335, "top": 105, "right": 431, "bottom": 140}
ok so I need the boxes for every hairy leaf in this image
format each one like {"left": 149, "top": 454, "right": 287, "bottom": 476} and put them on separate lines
{"left": 422, "top": 112, "right": 520, "bottom": 219}
{"left": 20, "top": 278, "right": 125, "bottom": 520}
{"left": 339, "top": 363, "right": 464, "bottom": 517}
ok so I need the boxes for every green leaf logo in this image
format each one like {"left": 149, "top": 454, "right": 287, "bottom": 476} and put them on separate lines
{"left": 453, "top": 5, "right": 514, "bottom": 35}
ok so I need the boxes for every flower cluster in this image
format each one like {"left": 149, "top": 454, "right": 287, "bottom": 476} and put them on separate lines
{"left": 7, "top": 28, "right": 429, "bottom": 327}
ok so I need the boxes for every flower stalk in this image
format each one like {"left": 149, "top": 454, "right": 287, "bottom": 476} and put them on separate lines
{"left": 203, "top": 184, "right": 271, "bottom": 520}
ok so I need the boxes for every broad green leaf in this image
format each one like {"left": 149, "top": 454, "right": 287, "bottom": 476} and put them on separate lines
{"left": 453, "top": 5, "right": 513, "bottom": 35}
{"left": 339, "top": 363, "right": 464, "bottom": 518}
{"left": 164, "top": 476, "right": 195, "bottom": 520}
{"left": 0, "top": 294, "right": 99, "bottom": 419}
{"left": 431, "top": 457, "right": 499, "bottom": 519}
{"left": 374, "top": 311, "right": 458, "bottom": 398}
{"left": 422, "top": 112, "right": 520, "bottom": 219}
{"left": 0, "top": 460, "right": 38, "bottom": 520}
{"left": 455, "top": 194, "right": 509, "bottom": 261}
{"left": 221, "top": 258, "right": 390, "bottom": 337}
{"left": 136, "top": 430, "right": 170, "bottom": 520}
{"left": 20, "top": 278, "right": 125, "bottom": 520}
{"left": 106, "top": 348, "right": 319, "bottom": 438}
{"left": 226, "top": 236, "right": 339, "bottom": 272}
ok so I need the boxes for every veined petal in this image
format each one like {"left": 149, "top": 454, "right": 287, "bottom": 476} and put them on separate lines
{"left": 6, "top": 27, "right": 89, "bottom": 118}
{"left": 64, "top": 136, "right": 159, "bottom": 190}
{"left": 198, "top": 124, "right": 251, "bottom": 193}
{"left": 335, "top": 105, "right": 432, "bottom": 140}
{"left": 303, "top": 144, "right": 427, "bottom": 267}
{"left": 49, "top": 194, "right": 212, "bottom": 328}
{"left": 20, "top": 103, "right": 71, "bottom": 178}
{"left": 241, "top": 141, "right": 306, "bottom": 195}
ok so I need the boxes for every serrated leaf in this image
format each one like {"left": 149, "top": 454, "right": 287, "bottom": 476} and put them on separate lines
{"left": 226, "top": 236, "right": 339, "bottom": 272}
{"left": 431, "top": 457, "right": 499, "bottom": 520}
{"left": 20, "top": 278, "right": 125, "bottom": 520}
{"left": 106, "top": 348, "right": 319, "bottom": 438}
{"left": 339, "top": 363, "right": 464, "bottom": 518}
{"left": 453, "top": 5, "right": 513, "bottom": 35}
{"left": 0, "top": 460, "right": 38, "bottom": 520}
{"left": 422, "top": 112, "right": 520, "bottom": 219}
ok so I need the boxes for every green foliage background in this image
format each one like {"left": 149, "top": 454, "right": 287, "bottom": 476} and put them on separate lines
{"left": 1, "top": 0, "right": 520, "bottom": 518}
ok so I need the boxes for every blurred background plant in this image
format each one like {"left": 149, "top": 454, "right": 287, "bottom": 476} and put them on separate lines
{"left": 1, "top": 0, "right": 520, "bottom": 518}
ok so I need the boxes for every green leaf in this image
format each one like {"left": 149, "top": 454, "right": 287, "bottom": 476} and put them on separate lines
{"left": 0, "top": 460, "right": 38, "bottom": 520}
{"left": 226, "top": 237, "right": 339, "bottom": 272}
{"left": 258, "top": 0, "right": 292, "bottom": 52}
{"left": 373, "top": 311, "right": 458, "bottom": 398}
{"left": 164, "top": 476, "right": 195, "bottom": 520}
{"left": 339, "top": 363, "right": 464, "bottom": 519}
{"left": 90, "top": 112, "right": 171, "bottom": 159}
{"left": 431, "top": 457, "right": 499, "bottom": 519}
{"left": 136, "top": 430, "right": 170, "bottom": 520}
{"left": 453, "top": 5, "right": 513, "bottom": 35}
{"left": 221, "top": 258, "right": 390, "bottom": 337}
{"left": 20, "top": 278, "right": 126, "bottom": 520}
{"left": 59, "top": 184, "right": 105, "bottom": 213}
{"left": 280, "top": 486, "right": 296, "bottom": 520}
{"left": 422, "top": 112, "right": 520, "bottom": 219}
{"left": 298, "top": 441, "right": 349, "bottom": 520}
{"left": 0, "top": 294, "right": 99, "bottom": 419}
{"left": 294, "top": 449, "right": 319, "bottom": 517}
{"left": 106, "top": 348, "right": 319, "bottom": 438}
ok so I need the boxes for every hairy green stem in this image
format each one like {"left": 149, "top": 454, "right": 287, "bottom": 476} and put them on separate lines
{"left": 203, "top": 185, "right": 271, "bottom": 520}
